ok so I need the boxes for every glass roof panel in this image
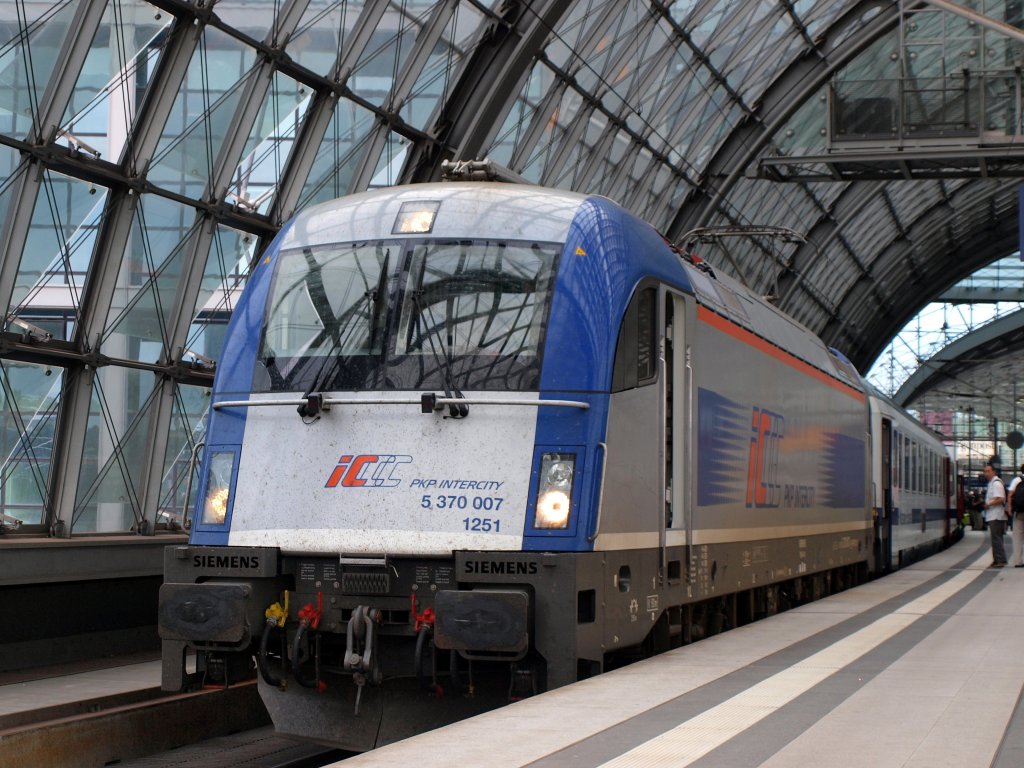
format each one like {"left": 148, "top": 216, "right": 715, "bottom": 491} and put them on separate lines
{"left": 0, "top": 146, "right": 25, "bottom": 318}
{"left": 296, "top": 97, "right": 378, "bottom": 208}
{"left": 8, "top": 169, "right": 103, "bottom": 332}
{"left": 667, "top": 0, "right": 708, "bottom": 27}
{"left": 156, "top": 382, "right": 208, "bottom": 528}
{"left": 0, "top": 0, "right": 77, "bottom": 140}
{"left": 56, "top": 2, "right": 168, "bottom": 164}
{"left": 588, "top": 3, "right": 653, "bottom": 92}
{"left": 211, "top": 0, "right": 281, "bottom": 43}
{"left": 397, "top": 0, "right": 485, "bottom": 127}
{"left": 369, "top": 130, "right": 409, "bottom": 188}
{"left": 287, "top": 0, "right": 362, "bottom": 77}
{"left": 706, "top": 0, "right": 780, "bottom": 52}
{"left": 867, "top": 263, "right": 1024, "bottom": 397}
{"left": 347, "top": 1, "right": 431, "bottom": 105}
{"left": 827, "top": 4, "right": 884, "bottom": 50}
{"left": 483, "top": 64, "right": 550, "bottom": 170}
{"left": 886, "top": 179, "right": 947, "bottom": 230}
{"left": 181, "top": 222, "right": 258, "bottom": 363}
{"left": 148, "top": 26, "right": 257, "bottom": 196}
{"left": 71, "top": 364, "right": 156, "bottom": 533}
{"left": 224, "top": 69, "right": 311, "bottom": 214}
{"left": 0, "top": 360, "right": 62, "bottom": 528}
{"left": 546, "top": 0, "right": 607, "bottom": 71}
{"left": 101, "top": 194, "right": 199, "bottom": 363}
{"left": 681, "top": 93, "right": 745, "bottom": 172}
{"left": 688, "top": 2, "right": 730, "bottom": 49}
{"left": 793, "top": 0, "right": 850, "bottom": 40}
{"left": 728, "top": 16, "right": 806, "bottom": 101}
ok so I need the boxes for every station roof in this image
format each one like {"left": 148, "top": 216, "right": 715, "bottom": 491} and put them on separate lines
{"left": 1, "top": 0, "right": 1022, "bottom": 534}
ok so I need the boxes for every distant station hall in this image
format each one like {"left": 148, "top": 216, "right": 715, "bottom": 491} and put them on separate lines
{"left": 4, "top": 1, "right": 1024, "bottom": 767}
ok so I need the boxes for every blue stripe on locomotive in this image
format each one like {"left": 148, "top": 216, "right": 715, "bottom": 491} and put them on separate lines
{"left": 525, "top": 196, "right": 692, "bottom": 551}
{"left": 189, "top": 223, "right": 294, "bottom": 545}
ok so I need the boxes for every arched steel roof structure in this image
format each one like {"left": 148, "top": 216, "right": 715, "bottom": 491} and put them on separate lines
{"left": 2, "top": 0, "right": 1024, "bottom": 536}
{"left": 894, "top": 308, "right": 1024, "bottom": 421}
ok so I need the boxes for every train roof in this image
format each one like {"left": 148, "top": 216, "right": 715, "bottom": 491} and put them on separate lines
{"left": 280, "top": 183, "right": 591, "bottom": 250}
{"left": 276, "top": 182, "right": 865, "bottom": 399}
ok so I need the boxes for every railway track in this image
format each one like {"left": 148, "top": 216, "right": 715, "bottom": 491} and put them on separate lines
{"left": 0, "top": 680, "right": 278, "bottom": 768}
{"left": 114, "top": 725, "right": 351, "bottom": 768}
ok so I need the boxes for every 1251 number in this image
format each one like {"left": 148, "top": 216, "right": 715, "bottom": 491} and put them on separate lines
{"left": 462, "top": 517, "right": 501, "bottom": 532}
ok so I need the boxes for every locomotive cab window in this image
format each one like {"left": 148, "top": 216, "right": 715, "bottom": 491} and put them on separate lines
{"left": 612, "top": 286, "right": 657, "bottom": 391}
{"left": 258, "top": 242, "right": 391, "bottom": 391}
{"left": 392, "top": 240, "right": 559, "bottom": 390}
{"left": 254, "top": 238, "right": 559, "bottom": 393}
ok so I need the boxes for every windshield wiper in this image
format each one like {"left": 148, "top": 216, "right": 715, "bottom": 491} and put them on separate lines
{"left": 297, "top": 248, "right": 389, "bottom": 420}
{"left": 411, "top": 286, "right": 468, "bottom": 419}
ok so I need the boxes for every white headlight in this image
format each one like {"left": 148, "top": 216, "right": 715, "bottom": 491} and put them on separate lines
{"left": 534, "top": 452, "right": 576, "bottom": 530}
{"left": 536, "top": 490, "right": 571, "bottom": 528}
{"left": 201, "top": 452, "right": 236, "bottom": 525}
{"left": 392, "top": 200, "right": 440, "bottom": 234}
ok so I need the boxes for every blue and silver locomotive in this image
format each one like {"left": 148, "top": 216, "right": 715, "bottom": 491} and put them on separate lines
{"left": 159, "top": 183, "right": 956, "bottom": 749}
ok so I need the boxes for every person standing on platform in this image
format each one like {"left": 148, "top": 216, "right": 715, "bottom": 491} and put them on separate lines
{"left": 983, "top": 463, "right": 1008, "bottom": 568}
{"left": 1010, "top": 464, "right": 1024, "bottom": 567}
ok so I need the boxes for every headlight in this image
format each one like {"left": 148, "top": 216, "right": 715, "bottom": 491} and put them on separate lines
{"left": 534, "top": 453, "right": 576, "bottom": 529}
{"left": 201, "top": 452, "right": 236, "bottom": 525}
{"left": 392, "top": 200, "right": 440, "bottom": 234}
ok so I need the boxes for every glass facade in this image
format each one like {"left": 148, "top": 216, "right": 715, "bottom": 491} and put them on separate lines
{"left": 1, "top": 0, "right": 1023, "bottom": 535}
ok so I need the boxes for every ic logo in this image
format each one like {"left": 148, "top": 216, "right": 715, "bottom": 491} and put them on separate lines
{"left": 746, "top": 407, "right": 784, "bottom": 508}
{"left": 325, "top": 454, "right": 412, "bottom": 488}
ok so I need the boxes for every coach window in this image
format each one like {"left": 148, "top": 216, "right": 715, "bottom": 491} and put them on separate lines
{"left": 612, "top": 286, "right": 658, "bottom": 391}
{"left": 914, "top": 442, "right": 920, "bottom": 493}
{"left": 913, "top": 442, "right": 919, "bottom": 493}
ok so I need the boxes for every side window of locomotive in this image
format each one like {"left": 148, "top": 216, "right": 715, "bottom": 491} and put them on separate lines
{"left": 612, "top": 287, "right": 657, "bottom": 392}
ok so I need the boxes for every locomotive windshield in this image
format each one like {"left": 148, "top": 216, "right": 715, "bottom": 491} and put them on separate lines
{"left": 255, "top": 239, "right": 559, "bottom": 393}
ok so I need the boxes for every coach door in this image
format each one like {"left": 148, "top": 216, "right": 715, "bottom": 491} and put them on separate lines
{"left": 879, "top": 417, "right": 894, "bottom": 573}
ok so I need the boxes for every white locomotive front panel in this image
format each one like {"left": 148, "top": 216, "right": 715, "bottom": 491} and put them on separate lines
{"left": 229, "top": 392, "right": 537, "bottom": 554}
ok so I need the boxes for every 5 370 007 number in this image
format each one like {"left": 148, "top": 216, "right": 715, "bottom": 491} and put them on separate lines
{"left": 420, "top": 494, "right": 504, "bottom": 511}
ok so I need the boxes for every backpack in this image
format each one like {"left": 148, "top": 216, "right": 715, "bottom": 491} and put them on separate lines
{"left": 1013, "top": 480, "right": 1024, "bottom": 514}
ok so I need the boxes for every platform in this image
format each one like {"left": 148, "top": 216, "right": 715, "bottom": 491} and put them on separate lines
{"left": 0, "top": 654, "right": 167, "bottom": 724}
{"left": 339, "top": 531, "right": 1024, "bottom": 768}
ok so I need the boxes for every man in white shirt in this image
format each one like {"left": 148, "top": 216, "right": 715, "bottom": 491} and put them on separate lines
{"left": 1009, "top": 464, "right": 1024, "bottom": 567}
{"left": 983, "top": 463, "right": 1008, "bottom": 568}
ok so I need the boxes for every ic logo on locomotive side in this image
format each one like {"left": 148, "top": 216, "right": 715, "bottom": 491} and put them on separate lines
{"left": 746, "top": 407, "right": 785, "bottom": 508}
{"left": 325, "top": 454, "right": 412, "bottom": 488}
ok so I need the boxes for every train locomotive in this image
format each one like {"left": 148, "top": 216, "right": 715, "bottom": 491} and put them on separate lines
{"left": 158, "top": 182, "right": 956, "bottom": 749}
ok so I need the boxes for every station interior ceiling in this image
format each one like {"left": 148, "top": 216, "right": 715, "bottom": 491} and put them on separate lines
{"left": 3, "top": 0, "right": 1024, "bottom": 539}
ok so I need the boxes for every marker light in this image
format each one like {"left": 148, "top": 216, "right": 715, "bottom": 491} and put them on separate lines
{"left": 534, "top": 453, "right": 576, "bottom": 529}
{"left": 201, "top": 452, "right": 236, "bottom": 525}
{"left": 392, "top": 200, "right": 440, "bottom": 234}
